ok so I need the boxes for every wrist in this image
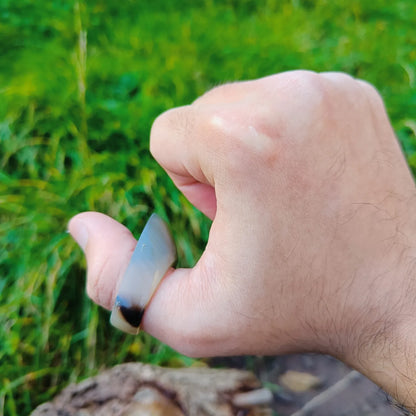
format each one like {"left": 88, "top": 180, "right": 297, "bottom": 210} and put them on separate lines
{"left": 342, "top": 230, "right": 416, "bottom": 411}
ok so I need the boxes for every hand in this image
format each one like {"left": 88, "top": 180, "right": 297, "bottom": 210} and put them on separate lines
{"left": 69, "top": 71, "right": 416, "bottom": 408}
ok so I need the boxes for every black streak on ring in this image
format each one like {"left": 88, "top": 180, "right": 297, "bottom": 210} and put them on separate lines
{"left": 119, "top": 305, "right": 145, "bottom": 328}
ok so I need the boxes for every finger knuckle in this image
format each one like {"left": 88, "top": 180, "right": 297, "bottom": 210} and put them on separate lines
{"left": 203, "top": 109, "right": 281, "bottom": 176}
{"left": 282, "top": 71, "right": 332, "bottom": 117}
{"left": 286, "top": 70, "right": 325, "bottom": 95}
{"left": 356, "top": 79, "right": 385, "bottom": 109}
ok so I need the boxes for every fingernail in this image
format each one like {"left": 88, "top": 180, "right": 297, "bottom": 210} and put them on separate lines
{"left": 68, "top": 219, "right": 89, "bottom": 251}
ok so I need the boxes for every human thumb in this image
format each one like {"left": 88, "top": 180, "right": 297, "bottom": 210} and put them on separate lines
{"left": 68, "top": 211, "right": 232, "bottom": 357}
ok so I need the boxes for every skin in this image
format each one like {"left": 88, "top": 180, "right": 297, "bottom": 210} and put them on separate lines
{"left": 69, "top": 70, "right": 416, "bottom": 410}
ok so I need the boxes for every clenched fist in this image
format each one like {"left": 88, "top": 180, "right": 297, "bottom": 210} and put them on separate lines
{"left": 69, "top": 71, "right": 416, "bottom": 410}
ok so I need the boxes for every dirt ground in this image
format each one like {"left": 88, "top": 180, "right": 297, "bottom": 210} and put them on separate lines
{"left": 211, "top": 354, "right": 405, "bottom": 416}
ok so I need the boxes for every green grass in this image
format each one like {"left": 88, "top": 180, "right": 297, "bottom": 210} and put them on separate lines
{"left": 0, "top": 0, "right": 415, "bottom": 414}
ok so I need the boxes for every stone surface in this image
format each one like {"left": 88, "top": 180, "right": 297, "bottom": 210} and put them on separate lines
{"left": 31, "top": 363, "right": 272, "bottom": 416}
{"left": 278, "top": 370, "right": 322, "bottom": 392}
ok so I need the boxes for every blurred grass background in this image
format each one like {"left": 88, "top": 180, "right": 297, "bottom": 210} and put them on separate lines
{"left": 0, "top": 0, "right": 415, "bottom": 414}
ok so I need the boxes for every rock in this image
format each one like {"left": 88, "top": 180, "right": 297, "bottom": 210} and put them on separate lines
{"left": 31, "top": 363, "right": 272, "bottom": 416}
{"left": 279, "top": 370, "right": 322, "bottom": 392}
{"left": 122, "top": 387, "right": 183, "bottom": 416}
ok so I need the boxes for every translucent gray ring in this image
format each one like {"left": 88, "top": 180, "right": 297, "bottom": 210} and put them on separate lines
{"left": 110, "top": 213, "right": 176, "bottom": 334}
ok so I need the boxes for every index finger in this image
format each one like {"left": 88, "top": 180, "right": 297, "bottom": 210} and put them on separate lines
{"left": 150, "top": 105, "right": 219, "bottom": 219}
